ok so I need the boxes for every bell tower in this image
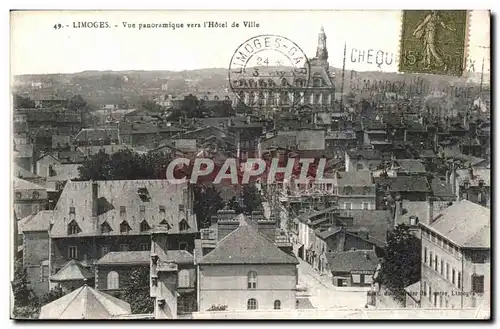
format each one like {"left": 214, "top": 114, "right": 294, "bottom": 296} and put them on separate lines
{"left": 316, "top": 26, "right": 329, "bottom": 66}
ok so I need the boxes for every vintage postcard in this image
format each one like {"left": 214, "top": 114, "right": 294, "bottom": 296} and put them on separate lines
{"left": 10, "top": 10, "right": 491, "bottom": 320}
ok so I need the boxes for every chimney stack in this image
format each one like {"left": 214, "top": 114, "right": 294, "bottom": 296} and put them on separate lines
{"left": 92, "top": 181, "right": 99, "bottom": 218}
{"left": 427, "top": 198, "right": 434, "bottom": 224}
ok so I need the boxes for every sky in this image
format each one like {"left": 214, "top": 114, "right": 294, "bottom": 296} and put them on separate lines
{"left": 10, "top": 10, "right": 490, "bottom": 76}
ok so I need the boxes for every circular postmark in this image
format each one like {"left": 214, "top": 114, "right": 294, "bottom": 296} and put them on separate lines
{"left": 228, "top": 34, "right": 311, "bottom": 111}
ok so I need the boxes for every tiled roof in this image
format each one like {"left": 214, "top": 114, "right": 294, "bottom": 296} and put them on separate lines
{"left": 341, "top": 210, "right": 391, "bottom": 246}
{"left": 198, "top": 223, "right": 298, "bottom": 265}
{"left": 74, "top": 128, "right": 119, "bottom": 142}
{"left": 18, "top": 210, "right": 53, "bottom": 232}
{"left": 325, "top": 250, "right": 379, "bottom": 273}
{"left": 46, "top": 164, "right": 81, "bottom": 182}
{"left": 13, "top": 177, "right": 46, "bottom": 191}
{"left": 430, "top": 178, "right": 455, "bottom": 199}
{"left": 97, "top": 251, "right": 150, "bottom": 265}
{"left": 39, "top": 285, "right": 131, "bottom": 319}
{"left": 336, "top": 171, "right": 373, "bottom": 187}
{"left": 423, "top": 200, "right": 490, "bottom": 249}
{"left": 50, "top": 259, "right": 94, "bottom": 282}
{"left": 50, "top": 180, "right": 196, "bottom": 238}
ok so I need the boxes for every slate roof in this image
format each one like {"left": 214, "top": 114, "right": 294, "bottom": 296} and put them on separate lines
{"left": 39, "top": 285, "right": 131, "bottom": 319}
{"left": 97, "top": 250, "right": 194, "bottom": 265}
{"left": 50, "top": 180, "right": 197, "bottom": 238}
{"left": 13, "top": 177, "right": 46, "bottom": 191}
{"left": 325, "top": 250, "right": 379, "bottom": 273}
{"left": 74, "top": 128, "right": 119, "bottom": 142}
{"left": 18, "top": 210, "right": 53, "bottom": 232}
{"left": 385, "top": 176, "right": 430, "bottom": 193}
{"left": 394, "top": 159, "right": 426, "bottom": 173}
{"left": 422, "top": 200, "right": 490, "bottom": 249}
{"left": 198, "top": 223, "right": 298, "bottom": 265}
{"left": 336, "top": 171, "right": 374, "bottom": 187}
{"left": 50, "top": 259, "right": 94, "bottom": 282}
{"left": 456, "top": 169, "right": 490, "bottom": 187}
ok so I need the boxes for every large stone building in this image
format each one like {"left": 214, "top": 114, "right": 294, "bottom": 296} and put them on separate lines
{"left": 231, "top": 27, "right": 336, "bottom": 116}
{"left": 407, "top": 200, "right": 490, "bottom": 309}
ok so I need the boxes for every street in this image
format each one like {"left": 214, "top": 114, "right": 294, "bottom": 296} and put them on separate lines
{"left": 297, "top": 260, "right": 368, "bottom": 309}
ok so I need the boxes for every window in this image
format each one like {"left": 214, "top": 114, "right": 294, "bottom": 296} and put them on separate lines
{"left": 433, "top": 293, "right": 438, "bottom": 307}
{"left": 69, "top": 207, "right": 75, "bottom": 214}
{"left": 440, "top": 260, "right": 444, "bottom": 275}
{"left": 178, "top": 269, "right": 190, "bottom": 288}
{"left": 179, "top": 242, "right": 188, "bottom": 250}
{"left": 457, "top": 272, "right": 461, "bottom": 289}
{"left": 452, "top": 269, "right": 456, "bottom": 284}
{"left": 356, "top": 163, "right": 364, "bottom": 171}
{"left": 423, "top": 281, "right": 427, "bottom": 296}
{"left": 32, "top": 191, "right": 40, "bottom": 199}
{"left": 120, "top": 244, "right": 129, "bottom": 252}
{"left": 471, "top": 250, "right": 488, "bottom": 263}
{"left": 107, "top": 271, "right": 119, "bottom": 290}
{"left": 159, "top": 206, "right": 166, "bottom": 214}
{"left": 68, "top": 221, "right": 80, "bottom": 235}
{"left": 352, "top": 274, "right": 361, "bottom": 284}
{"left": 15, "top": 192, "right": 22, "bottom": 199}
{"left": 179, "top": 204, "right": 185, "bottom": 212}
{"left": 364, "top": 275, "right": 373, "bottom": 284}
{"left": 140, "top": 220, "right": 150, "bottom": 232}
{"left": 446, "top": 263, "right": 450, "bottom": 281}
{"left": 344, "top": 202, "right": 352, "bottom": 210}
{"left": 120, "top": 206, "right": 126, "bottom": 215}
{"left": 431, "top": 233, "right": 436, "bottom": 243}
{"left": 101, "top": 222, "right": 112, "bottom": 234}
{"left": 429, "top": 251, "right": 433, "bottom": 267}
{"left": 445, "top": 299, "right": 449, "bottom": 308}
{"left": 434, "top": 255, "right": 438, "bottom": 271}
{"left": 139, "top": 205, "right": 146, "bottom": 213}
{"left": 363, "top": 203, "right": 369, "bottom": 210}
{"left": 247, "top": 298, "right": 258, "bottom": 310}
{"left": 424, "top": 248, "right": 428, "bottom": 264}
{"left": 140, "top": 243, "right": 149, "bottom": 251}
{"left": 120, "top": 221, "right": 131, "bottom": 234}
{"left": 68, "top": 246, "right": 77, "bottom": 259}
{"left": 462, "top": 192, "right": 468, "bottom": 200}
{"left": 472, "top": 275, "right": 484, "bottom": 293}
{"left": 101, "top": 245, "right": 110, "bottom": 257}
{"left": 247, "top": 271, "right": 257, "bottom": 289}
{"left": 344, "top": 186, "right": 353, "bottom": 195}
{"left": 179, "top": 220, "right": 190, "bottom": 231}
{"left": 274, "top": 300, "right": 281, "bottom": 310}
{"left": 428, "top": 285, "right": 432, "bottom": 301}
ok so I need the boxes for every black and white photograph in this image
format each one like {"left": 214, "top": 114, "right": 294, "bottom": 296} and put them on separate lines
{"left": 8, "top": 9, "right": 491, "bottom": 320}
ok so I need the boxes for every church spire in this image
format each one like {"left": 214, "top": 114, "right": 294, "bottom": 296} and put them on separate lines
{"left": 316, "top": 26, "right": 328, "bottom": 62}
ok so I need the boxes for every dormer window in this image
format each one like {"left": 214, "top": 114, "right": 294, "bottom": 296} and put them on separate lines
{"left": 68, "top": 220, "right": 81, "bottom": 235}
{"left": 179, "top": 205, "right": 185, "bottom": 212}
{"left": 69, "top": 207, "right": 75, "bottom": 215}
{"left": 15, "top": 192, "right": 22, "bottom": 199}
{"left": 120, "top": 221, "right": 131, "bottom": 234}
{"left": 140, "top": 220, "right": 151, "bottom": 232}
{"left": 463, "top": 180, "right": 470, "bottom": 189}
{"left": 120, "top": 206, "right": 126, "bottom": 216}
{"left": 344, "top": 186, "right": 353, "bottom": 195}
{"left": 32, "top": 191, "right": 40, "bottom": 199}
{"left": 478, "top": 180, "right": 485, "bottom": 188}
{"left": 159, "top": 206, "right": 166, "bottom": 214}
{"left": 160, "top": 219, "right": 171, "bottom": 229}
{"left": 139, "top": 205, "right": 146, "bottom": 213}
{"left": 101, "top": 222, "right": 112, "bottom": 234}
{"left": 179, "top": 219, "right": 190, "bottom": 231}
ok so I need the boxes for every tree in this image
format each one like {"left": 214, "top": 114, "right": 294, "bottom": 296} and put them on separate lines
{"left": 13, "top": 94, "right": 36, "bottom": 108}
{"left": 39, "top": 286, "right": 64, "bottom": 306}
{"left": 242, "top": 184, "right": 263, "bottom": 214}
{"left": 11, "top": 259, "right": 39, "bottom": 318}
{"left": 120, "top": 267, "right": 154, "bottom": 314}
{"left": 377, "top": 224, "right": 421, "bottom": 303}
{"left": 68, "top": 94, "right": 88, "bottom": 112}
{"left": 193, "top": 185, "right": 224, "bottom": 229}
{"left": 141, "top": 100, "right": 165, "bottom": 112}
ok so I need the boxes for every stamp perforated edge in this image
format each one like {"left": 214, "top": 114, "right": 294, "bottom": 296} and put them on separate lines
{"left": 462, "top": 10, "right": 472, "bottom": 77}
{"left": 397, "top": 10, "right": 404, "bottom": 74}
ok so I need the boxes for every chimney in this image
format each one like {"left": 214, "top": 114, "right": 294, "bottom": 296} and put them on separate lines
{"left": 445, "top": 171, "right": 449, "bottom": 185}
{"left": 216, "top": 210, "right": 239, "bottom": 241}
{"left": 257, "top": 214, "right": 277, "bottom": 243}
{"left": 364, "top": 251, "right": 370, "bottom": 260}
{"left": 468, "top": 166, "right": 474, "bottom": 180}
{"left": 246, "top": 116, "right": 251, "bottom": 124}
{"left": 451, "top": 164, "right": 457, "bottom": 195}
{"left": 427, "top": 198, "right": 434, "bottom": 224}
{"left": 92, "top": 181, "right": 99, "bottom": 218}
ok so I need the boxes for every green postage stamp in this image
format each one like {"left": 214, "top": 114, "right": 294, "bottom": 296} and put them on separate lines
{"left": 399, "top": 10, "right": 468, "bottom": 76}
